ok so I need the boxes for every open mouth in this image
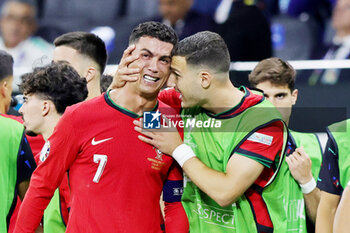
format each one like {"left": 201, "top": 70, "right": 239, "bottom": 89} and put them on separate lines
{"left": 143, "top": 75, "right": 160, "bottom": 83}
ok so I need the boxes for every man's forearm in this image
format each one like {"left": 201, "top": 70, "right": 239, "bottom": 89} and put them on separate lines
{"left": 304, "top": 187, "right": 320, "bottom": 222}
{"left": 334, "top": 186, "right": 350, "bottom": 233}
{"left": 182, "top": 154, "right": 263, "bottom": 207}
{"left": 315, "top": 192, "right": 340, "bottom": 233}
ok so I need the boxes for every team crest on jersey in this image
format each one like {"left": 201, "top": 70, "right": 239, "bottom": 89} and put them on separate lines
{"left": 247, "top": 132, "right": 273, "bottom": 146}
{"left": 39, "top": 141, "right": 50, "bottom": 162}
{"left": 147, "top": 147, "right": 165, "bottom": 170}
{"left": 154, "top": 147, "right": 163, "bottom": 161}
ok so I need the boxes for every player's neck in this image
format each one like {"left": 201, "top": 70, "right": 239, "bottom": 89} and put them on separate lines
{"left": 86, "top": 83, "right": 101, "bottom": 100}
{"left": 42, "top": 114, "right": 62, "bottom": 141}
{"left": 203, "top": 84, "right": 244, "bottom": 115}
{"left": 0, "top": 101, "right": 6, "bottom": 115}
{"left": 109, "top": 88, "right": 158, "bottom": 116}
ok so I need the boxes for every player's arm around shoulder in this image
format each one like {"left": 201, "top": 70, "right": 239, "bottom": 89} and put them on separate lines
{"left": 133, "top": 119, "right": 283, "bottom": 207}
{"left": 184, "top": 154, "right": 265, "bottom": 207}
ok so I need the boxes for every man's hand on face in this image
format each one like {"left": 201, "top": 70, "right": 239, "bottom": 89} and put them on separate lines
{"left": 109, "top": 44, "right": 140, "bottom": 90}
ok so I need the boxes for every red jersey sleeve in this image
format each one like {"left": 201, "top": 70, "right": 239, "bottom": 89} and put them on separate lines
{"left": 14, "top": 109, "right": 80, "bottom": 233}
{"left": 158, "top": 88, "right": 182, "bottom": 109}
{"left": 163, "top": 162, "right": 188, "bottom": 233}
{"left": 235, "top": 121, "right": 284, "bottom": 168}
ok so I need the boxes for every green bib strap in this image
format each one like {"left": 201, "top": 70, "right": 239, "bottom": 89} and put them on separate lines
{"left": 0, "top": 116, "right": 24, "bottom": 232}
{"left": 328, "top": 119, "right": 350, "bottom": 188}
{"left": 181, "top": 95, "right": 288, "bottom": 232}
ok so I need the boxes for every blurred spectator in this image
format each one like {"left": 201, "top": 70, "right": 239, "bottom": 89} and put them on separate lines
{"left": 149, "top": 0, "right": 216, "bottom": 40}
{"left": 306, "top": 0, "right": 350, "bottom": 85}
{"left": 215, "top": 0, "right": 272, "bottom": 61}
{"left": 0, "top": 0, "right": 53, "bottom": 68}
{"left": 191, "top": 0, "right": 221, "bottom": 17}
{"left": 265, "top": 0, "right": 333, "bottom": 46}
{"left": 192, "top": 0, "right": 266, "bottom": 17}
{"left": 265, "top": 0, "right": 332, "bottom": 18}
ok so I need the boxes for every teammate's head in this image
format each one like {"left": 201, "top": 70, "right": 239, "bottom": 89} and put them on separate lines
{"left": 19, "top": 61, "right": 88, "bottom": 136}
{"left": 127, "top": 21, "right": 178, "bottom": 99}
{"left": 248, "top": 57, "right": 298, "bottom": 124}
{"left": 169, "top": 31, "right": 231, "bottom": 108}
{"left": 0, "top": 50, "right": 14, "bottom": 114}
{"left": 0, "top": 0, "right": 37, "bottom": 48}
{"left": 53, "top": 32, "right": 107, "bottom": 99}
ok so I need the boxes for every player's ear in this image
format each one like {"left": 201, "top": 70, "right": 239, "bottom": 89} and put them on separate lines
{"left": 200, "top": 71, "right": 212, "bottom": 89}
{"left": 0, "top": 81, "right": 6, "bottom": 97}
{"left": 41, "top": 100, "right": 51, "bottom": 116}
{"left": 291, "top": 89, "right": 298, "bottom": 105}
{"left": 84, "top": 66, "right": 97, "bottom": 83}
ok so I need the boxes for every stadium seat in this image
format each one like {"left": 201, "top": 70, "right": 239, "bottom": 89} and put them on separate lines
{"left": 271, "top": 15, "right": 318, "bottom": 60}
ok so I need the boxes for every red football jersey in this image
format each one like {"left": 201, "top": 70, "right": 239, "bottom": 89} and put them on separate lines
{"left": 15, "top": 93, "right": 186, "bottom": 233}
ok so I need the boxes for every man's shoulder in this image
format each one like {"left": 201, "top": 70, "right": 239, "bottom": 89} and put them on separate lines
{"left": 64, "top": 94, "right": 106, "bottom": 118}
{"left": 0, "top": 114, "right": 23, "bottom": 129}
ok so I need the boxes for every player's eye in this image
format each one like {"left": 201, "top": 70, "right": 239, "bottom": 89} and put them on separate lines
{"left": 141, "top": 53, "right": 150, "bottom": 59}
{"left": 275, "top": 94, "right": 286, "bottom": 99}
{"left": 160, "top": 57, "right": 170, "bottom": 65}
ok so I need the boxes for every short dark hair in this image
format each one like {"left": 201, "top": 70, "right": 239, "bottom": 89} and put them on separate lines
{"left": 54, "top": 32, "right": 108, "bottom": 75}
{"left": 100, "top": 74, "right": 113, "bottom": 93}
{"left": 0, "top": 50, "right": 13, "bottom": 81}
{"left": 248, "top": 57, "right": 296, "bottom": 91}
{"left": 20, "top": 61, "right": 88, "bottom": 114}
{"left": 129, "top": 21, "right": 178, "bottom": 48}
{"left": 173, "top": 31, "right": 230, "bottom": 73}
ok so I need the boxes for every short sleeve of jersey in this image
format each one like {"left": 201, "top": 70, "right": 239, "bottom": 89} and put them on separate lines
{"left": 17, "top": 132, "right": 37, "bottom": 184}
{"left": 162, "top": 162, "right": 183, "bottom": 203}
{"left": 317, "top": 137, "right": 343, "bottom": 195}
{"left": 235, "top": 121, "right": 284, "bottom": 168}
{"left": 158, "top": 88, "right": 182, "bottom": 109}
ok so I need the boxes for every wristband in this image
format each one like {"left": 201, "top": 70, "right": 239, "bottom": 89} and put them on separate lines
{"left": 300, "top": 178, "right": 316, "bottom": 194}
{"left": 172, "top": 144, "right": 196, "bottom": 167}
